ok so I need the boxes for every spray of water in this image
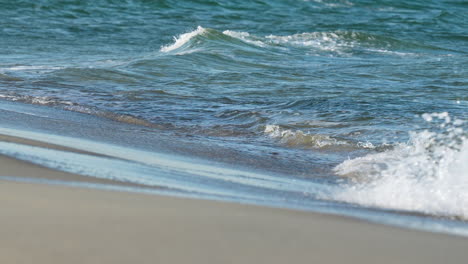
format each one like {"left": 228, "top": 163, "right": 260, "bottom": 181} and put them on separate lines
{"left": 329, "top": 113, "right": 468, "bottom": 219}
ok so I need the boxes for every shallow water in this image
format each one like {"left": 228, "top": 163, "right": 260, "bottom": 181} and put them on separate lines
{"left": 2, "top": 101, "right": 468, "bottom": 237}
{"left": 0, "top": 0, "right": 467, "bottom": 228}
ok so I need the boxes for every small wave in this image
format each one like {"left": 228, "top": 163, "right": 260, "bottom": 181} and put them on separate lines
{"left": 160, "top": 26, "right": 268, "bottom": 55}
{"left": 63, "top": 105, "right": 155, "bottom": 127}
{"left": 0, "top": 93, "right": 75, "bottom": 106}
{"left": 222, "top": 30, "right": 267, "bottom": 47}
{"left": 160, "top": 26, "right": 425, "bottom": 57}
{"left": 264, "top": 31, "right": 418, "bottom": 56}
{"left": 0, "top": 93, "right": 155, "bottom": 128}
{"left": 160, "top": 26, "right": 207, "bottom": 52}
{"left": 329, "top": 113, "right": 468, "bottom": 219}
{"left": 264, "top": 125, "right": 349, "bottom": 149}
{"left": 264, "top": 124, "right": 381, "bottom": 150}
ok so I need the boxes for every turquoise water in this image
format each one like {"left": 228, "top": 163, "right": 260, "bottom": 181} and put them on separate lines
{"left": 0, "top": 1, "right": 467, "bottom": 225}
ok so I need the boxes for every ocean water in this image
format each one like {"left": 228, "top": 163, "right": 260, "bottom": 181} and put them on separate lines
{"left": 0, "top": 0, "right": 467, "bottom": 231}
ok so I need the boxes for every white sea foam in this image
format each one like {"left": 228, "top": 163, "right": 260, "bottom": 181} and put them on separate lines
{"left": 160, "top": 26, "right": 206, "bottom": 52}
{"left": 265, "top": 32, "right": 356, "bottom": 54}
{"left": 224, "top": 30, "right": 355, "bottom": 53}
{"left": 0, "top": 94, "right": 75, "bottom": 106}
{"left": 160, "top": 27, "right": 358, "bottom": 55}
{"left": 160, "top": 27, "right": 404, "bottom": 57}
{"left": 222, "top": 30, "right": 266, "bottom": 47}
{"left": 367, "top": 48, "right": 415, "bottom": 57}
{"left": 329, "top": 113, "right": 468, "bottom": 219}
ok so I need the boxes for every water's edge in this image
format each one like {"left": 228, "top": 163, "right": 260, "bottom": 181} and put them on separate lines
{"left": 2, "top": 99, "right": 468, "bottom": 237}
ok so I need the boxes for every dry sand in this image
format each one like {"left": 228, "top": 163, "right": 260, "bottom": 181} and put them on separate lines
{"left": 1, "top": 139, "right": 467, "bottom": 263}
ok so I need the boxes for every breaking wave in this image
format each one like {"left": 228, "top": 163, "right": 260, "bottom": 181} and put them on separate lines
{"left": 160, "top": 26, "right": 434, "bottom": 56}
{"left": 264, "top": 124, "right": 378, "bottom": 150}
{"left": 329, "top": 113, "right": 468, "bottom": 219}
{"left": 160, "top": 26, "right": 207, "bottom": 53}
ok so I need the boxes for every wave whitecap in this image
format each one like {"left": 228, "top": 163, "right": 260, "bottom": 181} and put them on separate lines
{"left": 160, "top": 26, "right": 425, "bottom": 56}
{"left": 160, "top": 26, "right": 207, "bottom": 52}
{"left": 329, "top": 113, "right": 468, "bottom": 219}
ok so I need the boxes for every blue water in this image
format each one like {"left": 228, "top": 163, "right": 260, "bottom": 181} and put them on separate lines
{"left": 0, "top": 0, "right": 467, "bottom": 227}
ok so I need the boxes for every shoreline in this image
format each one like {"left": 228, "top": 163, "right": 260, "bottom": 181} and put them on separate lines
{"left": 1, "top": 162, "right": 468, "bottom": 263}
{"left": 1, "top": 131, "right": 468, "bottom": 263}
{"left": 1, "top": 100, "right": 468, "bottom": 236}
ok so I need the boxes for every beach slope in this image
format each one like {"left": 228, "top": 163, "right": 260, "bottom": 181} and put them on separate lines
{"left": 1, "top": 156, "right": 467, "bottom": 264}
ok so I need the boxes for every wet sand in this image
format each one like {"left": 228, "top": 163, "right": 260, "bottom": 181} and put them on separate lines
{"left": 1, "top": 149, "right": 467, "bottom": 263}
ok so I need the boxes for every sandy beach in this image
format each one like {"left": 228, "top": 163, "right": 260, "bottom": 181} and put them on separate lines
{"left": 1, "top": 141, "right": 467, "bottom": 263}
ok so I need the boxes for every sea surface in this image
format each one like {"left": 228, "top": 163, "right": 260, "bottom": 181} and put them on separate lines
{"left": 0, "top": 0, "right": 467, "bottom": 234}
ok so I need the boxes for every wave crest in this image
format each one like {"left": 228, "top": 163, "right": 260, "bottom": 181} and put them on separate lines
{"left": 330, "top": 113, "right": 468, "bottom": 219}
{"left": 160, "top": 26, "right": 422, "bottom": 56}
{"left": 264, "top": 124, "right": 383, "bottom": 150}
{"left": 264, "top": 125, "right": 349, "bottom": 149}
{"left": 160, "top": 26, "right": 207, "bottom": 53}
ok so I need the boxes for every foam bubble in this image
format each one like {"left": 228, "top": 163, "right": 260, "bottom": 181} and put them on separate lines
{"left": 330, "top": 113, "right": 468, "bottom": 219}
